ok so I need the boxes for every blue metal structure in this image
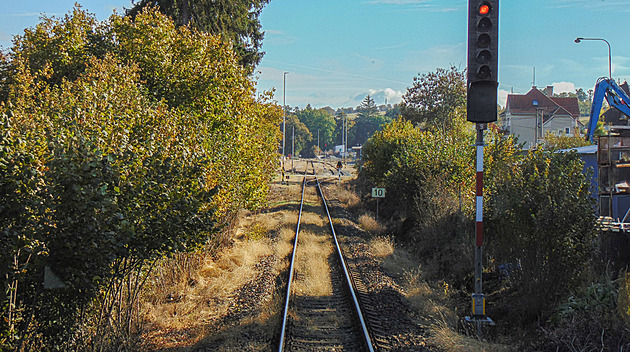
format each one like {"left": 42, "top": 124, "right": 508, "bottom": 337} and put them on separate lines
{"left": 586, "top": 77, "right": 630, "bottom": 142}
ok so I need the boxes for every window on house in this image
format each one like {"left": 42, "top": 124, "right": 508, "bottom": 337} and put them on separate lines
{"left": 533, "top": 100, "right": 539, "bottom": 106}
{"left": 566, "top": 127, "right": 570, "bottom": 134}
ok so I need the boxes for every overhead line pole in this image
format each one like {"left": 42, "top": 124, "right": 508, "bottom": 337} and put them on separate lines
{"left": 282, "top": 72, "right": 288, "bottom": 169}
{"left": 292, "top": 125, "right": 295, "bottom": 172}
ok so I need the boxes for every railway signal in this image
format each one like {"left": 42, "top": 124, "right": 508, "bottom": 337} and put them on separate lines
{"left": 467, "top": 0, "right": 498, "bottom": 123}
{"left": 465, "top": 0, "right": 497, "bottom": 332}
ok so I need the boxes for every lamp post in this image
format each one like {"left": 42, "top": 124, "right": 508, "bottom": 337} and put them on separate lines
{"left": 282, "top": 72, "right": 288, "bottom": 162}
{"left": 575, "top": 37, "right": 612, "bottom": 79}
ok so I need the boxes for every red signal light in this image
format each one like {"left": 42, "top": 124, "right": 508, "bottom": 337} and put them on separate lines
{"left": 479, "top": 4, "right": 490, "bottom": 15}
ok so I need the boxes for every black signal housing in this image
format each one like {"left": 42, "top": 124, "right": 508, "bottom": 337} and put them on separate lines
{"left": 467, "top": 0, "right": 499, "bottom": 123}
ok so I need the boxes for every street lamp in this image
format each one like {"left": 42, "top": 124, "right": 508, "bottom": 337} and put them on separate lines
{"left": 575, "top": 37, "right": 612, "bottom": 79}
{"left": 282, "top": 72, "right": 288, "bottom": 161}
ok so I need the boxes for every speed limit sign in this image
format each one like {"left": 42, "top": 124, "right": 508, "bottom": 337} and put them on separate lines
{"left": 371, "top": 187, "right": 386, "bottom": 198}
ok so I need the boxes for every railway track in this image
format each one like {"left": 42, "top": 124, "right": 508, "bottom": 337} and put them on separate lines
{"left": 278, "top": 161, "right": 375, "bottom": 352}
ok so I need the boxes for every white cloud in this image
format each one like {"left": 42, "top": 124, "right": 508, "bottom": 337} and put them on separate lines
{"left": 552, "top": 81, "right": 576, "bottom": 94}
{"left": 348, "top": 88, "right": 404, "bottom": 107}
{"left": 369, "top": 88, "right": 404, "bottom": 104}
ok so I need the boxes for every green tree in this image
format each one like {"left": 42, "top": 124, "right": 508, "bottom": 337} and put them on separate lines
{"left": 385, "top": 103, "right": 401, "bottom": 119}
{"left": 284, "top": 114, "right": 312, "bottom": 157}
{"left": 126, "top": 0, "right": 270, "bottom": 71}
{"left": 351, "top": 95, "right": 391, "bottom": 145}
{"left": 400, "top": 66, "right": 466, "bottom": 131}
{"left": 295, "top": 105, "right": 336, "bottom": 156}
{"left": 555, "top": 88, "right": 591, "bottom": 116}
{"left": 357, "top": 95, "right": 379, "bottom": 119}
{"left": 544, "top": 134, "right": 592, "bottom": 151}
{"left": 1, "top": 6, "right": 113, "bottom": 92}
{"left": 0, "top": 7, "right": 281, "bottom": 349}
{"left": 362, "top": 116, "right": 477, "bottom": 219}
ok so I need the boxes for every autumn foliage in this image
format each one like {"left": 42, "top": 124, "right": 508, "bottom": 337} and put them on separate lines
{"left": 361, "top": 67, "right": 601, "bottom": 348}
{"left": 0, "top": 6, "right": 280, "bottom": 350}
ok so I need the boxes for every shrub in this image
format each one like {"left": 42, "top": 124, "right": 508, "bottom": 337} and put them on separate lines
{"left": 486, "top": 149, "right": 597, "bottom": 320}
{"left": 0, "top": 6, "right": 281, "bottom": 350}
{"left": 361, "top": 117, "right": 476, "bottom": 220}
{"left": 544, "top": 275, "right": 630, "bottom": 350}
{"left": 360, "top": 115, "right": 522, "bottom": 281}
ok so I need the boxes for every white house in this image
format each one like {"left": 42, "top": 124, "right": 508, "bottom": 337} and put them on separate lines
{"left": 500, "top": 86, "right": 582, "bottom": 149}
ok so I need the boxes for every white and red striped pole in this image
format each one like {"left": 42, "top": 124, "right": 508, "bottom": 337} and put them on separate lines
{"left": 472, "top": 123, "right": 487, "bottom": 324}
{"left": 475, "top": 124, "right": 484, "bottom": 294}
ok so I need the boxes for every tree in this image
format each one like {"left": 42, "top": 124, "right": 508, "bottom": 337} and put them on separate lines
{"left": 544, "top": 134, "right": 592, "bottom": 151}
{"left": 385, "top": 103, "right": 402, "bottom": 119}
{"left": 357, "top": 95, "right": 379, "bottom": 119}
{"left": 284, "top": 114, "right": 312, "bottom": 157}
{"left": 555, "top": 88, "right": 591, "bottom": 116}
{"left": 126, "top": 0, "right": 270, "bottom": 72}
{"left": 400, "top": 66, "right": 466, "bottom": 131}
{"left": 0, "top": 7, "right": 281, "bottom": 348}
{"left": 351, "top": 95, "right": 391, "bottom": 145}
{"left": 295, "top": 105, "right": 335, "bottom": 156}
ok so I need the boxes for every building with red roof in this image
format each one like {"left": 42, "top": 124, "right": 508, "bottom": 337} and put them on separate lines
{"left": 500, "top": 85, "right": 582, "bottom": 149}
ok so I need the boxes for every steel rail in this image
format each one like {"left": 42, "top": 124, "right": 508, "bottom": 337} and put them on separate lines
{"left": 277, "top": 165, "right": 309, "bottom": 352}
{"left": 315, "top": 176, "right": 375, "bottom": 352}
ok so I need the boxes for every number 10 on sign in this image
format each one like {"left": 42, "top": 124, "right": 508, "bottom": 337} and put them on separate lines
{"left": 371, "top": 188, "right": 385, "bottom": 219}
{"left": 372, "top": 188, "right": 385, "bottom": 198}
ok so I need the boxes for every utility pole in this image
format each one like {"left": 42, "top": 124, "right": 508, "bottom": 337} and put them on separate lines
{"left": 282, "top": 72, "right": 288, "bottom": 170}
{"left": 317, "top": 129, "right": 320, "bottom": 158}
{"left": 292, "top": 125, "right": 295, "bottom": 172}
{"left": 343, "top": 113, "right": 347, "bottom": 166}
{"left": 534, "top": 108, "right": 545, "bottom": 147}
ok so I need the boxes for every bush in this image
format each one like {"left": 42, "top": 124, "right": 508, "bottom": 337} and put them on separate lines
{"left": 543, "top": 275, "right": 630, "bottom": 350}
{"left": 361, "top": 117, "right": 476, "bottom": 220}
{"left": 0, "top": 6, "right": 281, "bottom": 350}
{"left": 486, "top": 149, "right": 597, "bottom": 321}
{"left": 360, "top": 116, "right": 522, "bottom": 281}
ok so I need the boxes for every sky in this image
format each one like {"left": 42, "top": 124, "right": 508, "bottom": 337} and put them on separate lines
{"left": 2, "top": 0, "right": 630, "bottom": 109}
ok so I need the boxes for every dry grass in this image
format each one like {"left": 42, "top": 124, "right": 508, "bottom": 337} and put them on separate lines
{"left": 366, "top": 229, "right": 512, "bottom": 352}
{"left": 138, "top": 167, "right": 513, "bottom": 351}
{"left": 268, "top": 179, "right": 304, "bottom": 206}
{"left": 368, "top": 236, "right": 395, "bottom": 258}
{"left": 329, "top": 183, "right": 360, "bottom": 208}
{"left": 293, "top": 230, "right": 333, "bottom": 296}
{"left": 359, "top": 213, "right": 387, "bottom": 235}
{"left": 138, "top": 207, "right": 299, "bottom": 350}
{"left": 431, "top": 323, "right": 513, "bottom": 352}
{"left": 142, "top": 238, "right": 275, "bottom": 331}
{"left": 292, "top": 189, "right": 333, "bottom": 297}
